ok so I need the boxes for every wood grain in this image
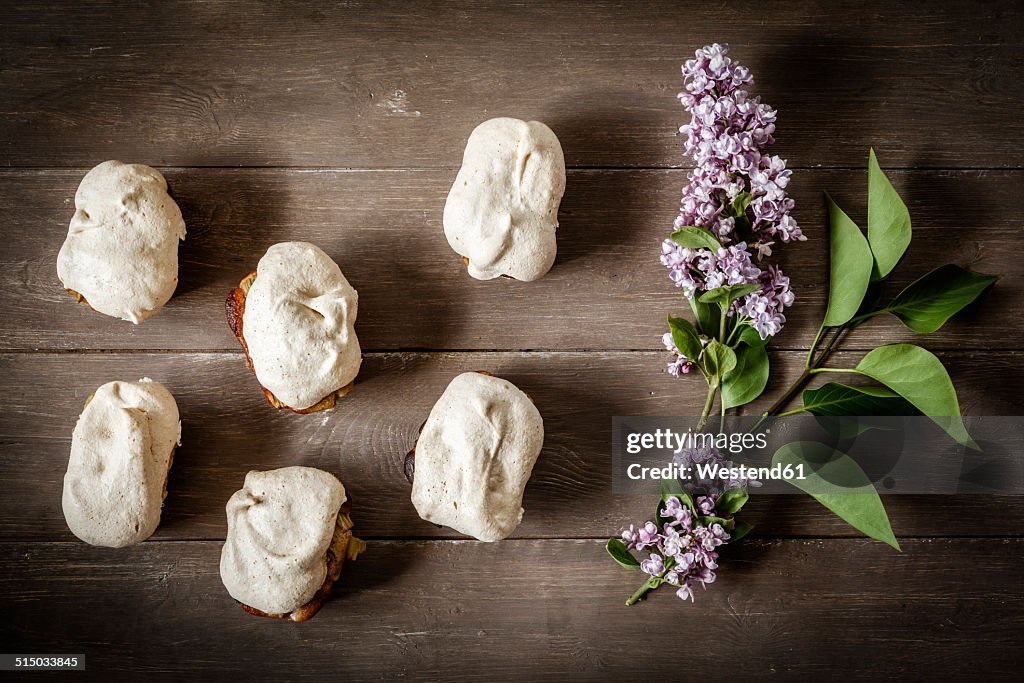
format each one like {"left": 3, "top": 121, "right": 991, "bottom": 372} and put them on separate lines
{"left": 2, "top": 538, "right": 1021, "bottom": 679}
{"left": 1, "top": 1, "right": 1022, "bottom": 169}
{"left": 2, "top": 350, "right": 1019, "bottom": 542}
{"left": 1, "top": 168, "right": 1016, "bottom": 351}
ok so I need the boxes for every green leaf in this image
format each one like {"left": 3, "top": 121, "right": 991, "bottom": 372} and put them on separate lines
{"left": 667, "top": 316, "right": 703, "bottom": 362}
{"left": 847, "top": 283, "right": 882, "bottom": 329}
{"left": 698, "top": 515, "right": 734, "bottom": 530}
{"left": 738, "top": 324, "right": 769, "bottom": 347}
{"left": 854, "top": 344, "right": 976, "bottom": 448}
{"left": 702, "top": 339, "right": 737, "bottom": 383}
{"left": 671, "top": 226, "right": 721, "bottom": 251}
{"left": 802, "top": 382, "right": 916, "bottom": 416}
{"left": 716, "top": 487, "right": 749, "bottom": 515}
{"left": 883, "top": 264, "right": 999, "bottom": 333}
{"left": 722, "top": 343, "right": 769, "bottom": 409}
{"left": 773, "top": 441, "right": 900, "bottom": 550}
{"left": 729, "top": 192, "right": 753, "bottom": 216}
{"left": 689, "top": 296, "right": 720, "bottom": 339}
{"left": 699, "top": 283, "right": 759, "bottom": 308}
{"left": 730, "top": 521, "right": 754, "bottom": 542}
{"left": 823, "top": 194, "right": 873, "bottom": 327}
{"left": 606, "top": 538, "right": 641, "bottom": 570}
{"left": 867, "top": 148, "right": 911, "bottom": 280}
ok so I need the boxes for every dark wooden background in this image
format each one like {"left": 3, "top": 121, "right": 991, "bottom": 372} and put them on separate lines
{"left": 2, "top": 1, "right": 1022, "bottom": 679}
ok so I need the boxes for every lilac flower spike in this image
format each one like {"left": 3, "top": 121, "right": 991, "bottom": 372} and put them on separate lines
{"left": 620, "top": 494, "right": 731, "bottom": 603}
{"left": 661, "top": 43, "right": 804, "bottom": 346}
{"left": 619, "top": 43, "right": 770, "bottom": 608}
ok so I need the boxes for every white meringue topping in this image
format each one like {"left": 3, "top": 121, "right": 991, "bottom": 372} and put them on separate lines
{"left": 242, "top": 242, "right": 362, "bottom": 410}
{"left": 57, "top": 160, "right": 186, "bottom": 323}
{"left": 62, "top": 378, "right": 180, "bottom": 547}
{"left": 443, "top": 118, "right": 565, "bottom": 281}
{"left": 220, "top": 467, "right": 346, "bottom": 615}
{"left": 411, "top": 372, "right": 544, "bottom": 541}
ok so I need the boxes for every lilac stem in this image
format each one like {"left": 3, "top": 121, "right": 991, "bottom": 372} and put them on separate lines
{"left": 626, "top": 577, "right": 659, "bottom": 606}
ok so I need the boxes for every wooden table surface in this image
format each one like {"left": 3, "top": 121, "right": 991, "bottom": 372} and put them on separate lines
{"left": 2, "top": 1, "right": 1023, "bottom": 679}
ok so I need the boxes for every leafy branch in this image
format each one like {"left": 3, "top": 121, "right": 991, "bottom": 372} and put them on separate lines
{"left": 613, "top": 38, "right": 1000, "bottom": 605}
{"left": 762, "top": 151, "right": 997, "bottom": 437}
{"left": 665, "top": 149, "right": 998, "bottom": 549}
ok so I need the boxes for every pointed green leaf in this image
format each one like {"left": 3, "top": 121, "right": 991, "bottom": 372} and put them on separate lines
{"left": 606, "top": 538, "right": 641, "bottom": 570}
{"left": 668, "top": 316, "right": 703, "bottom": 362}
{"left": 699, "top": 283, "right": 759, "bottom": 307}
{"left": 824, "top": 194, "right": 873, "bottom": 327}
{"left": 867, "top": 149, "right": 911, "bottom": 280}
{"left": 773, "top": 441, "right": 900, "bottom": 550}
{"left": 722, "top": 343, "right": 769, "bottom": 409}
{"left": 689, "top": 296, "right": 720, "bottom": 339}
{"left": 699, "top": 515, "right": 734, "bottom": 530}
{"left": 802, "top": 382, "right": 916, "bottom": 416}
{"left": 716, "top": 487, "right": 749, "bottom": 515}
{"left": 671, "top": 226, "right": 721, "bottom": 251}
{"left": 847, "top": 283, "right": 882, "bottom": 329}
{"left": 883, "top": 264, "right": 999, "bottom": 333}
{"left": 854, "top": 344, "right": 976, "bottom": 448}
{"left": 729, "top": 192, "right": 753, "bottom": 217}
{"left": 702, "top": 339, "right": 737, "bottom": 383}
{"left": 738, "top": 324, "right": 769, "bottom": 347}
{"left": 730, "top": 521, "right": 754, "bottom": 542}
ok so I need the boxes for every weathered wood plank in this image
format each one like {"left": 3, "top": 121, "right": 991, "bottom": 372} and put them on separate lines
{"left": 1, "top": 538, "right": 1021, "bottom": 678}
{"left": 2, "top": 350, "right": 1019, "bottom": 542}
{"left": 1, "top": 1, "right": 1021, "bottom": 169}
{"left": 0, "top": 168, "right": 1016, "bottom": 351}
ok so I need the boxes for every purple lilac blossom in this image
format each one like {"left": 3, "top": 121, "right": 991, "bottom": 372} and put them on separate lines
{"left": 623, "top": 495, "right": 731, "bottom": 603}
{"left": 661, "top": 43, "right": 804, "bottom": 348}
{"left": 635, "top": 521, "right": 660, "bottom": 550}
{"left": 696, "top": 495, "right": 716, "bottom": 515}
{"left": 672, "top": 441, "right": 762, "bottom": 497}
{"left": 640, "top": 554, "right": 665, "bottom": 577}
{"left": 738, "top": 264, "right": 795, "bottom": 338}
{"left": 676, "top": 43, "right": 802, "bottom": 245}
